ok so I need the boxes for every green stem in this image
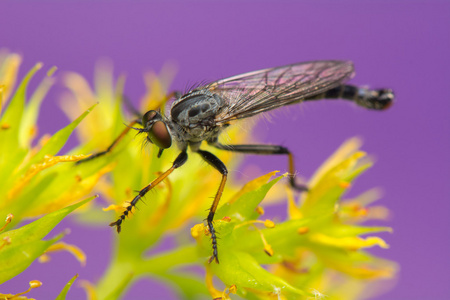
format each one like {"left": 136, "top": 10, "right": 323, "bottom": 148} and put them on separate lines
{"left": 96, "top": 259, "right": 134, "bottom": 300}
{"left": 136, "top": 244, "right": 199, "bottom": 275}
{"left": 95, "top": 244, "right": 199, "bottom": 300}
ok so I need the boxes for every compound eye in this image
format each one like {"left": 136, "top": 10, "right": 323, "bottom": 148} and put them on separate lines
{"left": 142, "top": 110, "right": 158, "bottom": 126}
{"left": 148, "top": 121, "right": 172, "bottom": 149}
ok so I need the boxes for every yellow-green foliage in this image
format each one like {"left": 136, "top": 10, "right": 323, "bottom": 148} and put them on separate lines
{"left": 0, "top": 52, "right": 397, "bottom": 300}
{"left": 0, "top": 51, "right": 99, "bottom": 299}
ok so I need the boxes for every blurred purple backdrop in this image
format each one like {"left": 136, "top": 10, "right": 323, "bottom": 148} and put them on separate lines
{"left": 1, "top": 1, "right": 449, "bottom": 299}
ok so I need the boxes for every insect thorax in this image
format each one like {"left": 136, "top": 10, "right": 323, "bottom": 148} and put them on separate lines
{"left": 169, "top": 90, "right": 226, "bottom": 143}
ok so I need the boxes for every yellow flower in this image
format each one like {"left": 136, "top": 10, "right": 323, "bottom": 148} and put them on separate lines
{"left": 189, "top": 139, "right": 396, "bottom": 299}
{"left": 34, "top": 58, "right": 396, "bottom": 300}
{"left": 0, "top": 280, "right": 42, "bottom": 300}
{"left": 0, "top": 52, "right": 102, "bottom": 295}
{"left": 0, "top": 50, "right": 22, "bottom": 110}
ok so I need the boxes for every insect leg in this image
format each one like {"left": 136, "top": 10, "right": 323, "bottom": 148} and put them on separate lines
{"left": 76, "top": 119, "right": 141, "bottom": 165}
{"left": 110, "top": 151, "right": 188, "bottom": 233}
{"left": 212, "top": 143, "right": 307, "bottom": 191}
{"left": 304, "top": 84, "right": 394, "bottom": 110}
{"left": 82, "top": 90, "right": 181, "bottom": 165}
{"left": 197, "top": 149, "right": 228, "bottom": 264}
{"left": 122, "top": 95, "right": 143, "bottom": 118}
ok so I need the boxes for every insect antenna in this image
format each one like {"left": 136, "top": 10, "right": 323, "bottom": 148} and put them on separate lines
{"left": 123, "top": 122, "right": 146, "bottom": 134}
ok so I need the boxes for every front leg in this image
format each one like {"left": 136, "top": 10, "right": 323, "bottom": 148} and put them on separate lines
{"left": 110, "top": 151, "right": 188, "bottom": 233}
{"left": 76, "top": 119, "right": 141, "bottom": 165}
{"left": 197, "top": 149, "right": 228, "bottom": 263}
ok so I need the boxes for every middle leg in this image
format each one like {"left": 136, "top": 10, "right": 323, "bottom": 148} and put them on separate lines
{"left": 197, "top": 149, "right": 228, "bottom": 264}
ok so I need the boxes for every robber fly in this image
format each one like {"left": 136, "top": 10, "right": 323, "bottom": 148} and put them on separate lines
{"left": 78, "top": 60, "right": 393, "bottom": 263}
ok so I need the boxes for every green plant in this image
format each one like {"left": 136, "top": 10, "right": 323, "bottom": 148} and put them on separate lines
{"left": 0, "top": 52, "right": 396, "bottom": 300}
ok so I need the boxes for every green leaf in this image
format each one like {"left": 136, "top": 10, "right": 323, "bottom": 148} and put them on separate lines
{"left": 3, "top": 196, "right": 95, "bottom": 243}
{"left": 221, "top": 217, "right": 314, "bottom": 263}
{"left": 0, "top": 196, "right": 95, "bottom": 283}
{"left": 216, "top": 173, "right": 283, "bottom": 221}
{"left": 4, "top": 172, "right": 58, "bottom": 219}
{"left": 312, "top": 246, "right": 397, "bottom": 279}
{"left": 301, "top": 152, "right": 371, "bottom": 217}
{"left": 0, "top": 234, "right": 63, "bottom": 284}
{"left": 0, "top": 63, "right": 42, "bottom": 184}
{"left": 27, "top": 103, "right": 97, "bottom": 166}
{"left": 212, "top": 250, "right": 308, "bottom": 298}
{"left": 0, "top": 148, "right": 28, "bottom": 202}
{"left": 0, "top": 104, "right": 97, "bottom": 208}
{"left": 321, "top": 224, "right": 393, "bottom": 237}
{"left": 19, "top": 70, "right": 55, "bottom": 147}
{"left": 0, "top": 63, "right": 42, "bottom": 151}
{"left": 55, "top": 274, "right": 78, "bottom": 300}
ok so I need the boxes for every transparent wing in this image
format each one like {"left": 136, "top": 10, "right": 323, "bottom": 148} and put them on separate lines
{"left": 203, "top": 60, "right": 354, "bottom": 123}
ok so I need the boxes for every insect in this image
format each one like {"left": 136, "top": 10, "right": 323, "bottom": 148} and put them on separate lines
{"left": 79, "top": 60, "right": 394, "bottom": 263}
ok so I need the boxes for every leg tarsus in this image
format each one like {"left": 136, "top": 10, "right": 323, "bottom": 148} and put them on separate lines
{"left": 109, "top": 219, "right": 123, "bottom": 233}
{"left": 207, "top": 211, "right": 219, "bottom": 264}
{"left": 207, "top": 222, "right": 219, "bottom": 264}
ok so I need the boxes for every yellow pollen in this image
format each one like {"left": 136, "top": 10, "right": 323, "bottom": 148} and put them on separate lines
{"left": 221, "top": 284, "right": 237, "bottom": 300}
{"left": 7, "top": 280, "right": 43, "bottom": 298}
{"left": 29, "top": 280, "right": 43, "bottom": 288}
{"left": 191, "top": 223, "right": 205, "bottom": 239}
{"left": 0, "top": 213, "right": 13, "bottom": 232}
{"left": 38, "top": 253, "right": 51, "bottom": 263}
{"left": 234, "top": 219, "right": 273, "bottom": 229}
{"left": 0, "top": 236, "right": 12, "bottom": 250}
{"left": 222, "top": 216, "right": 231, "bottom": 222}
{"left": 339, "top": 181, "right": 352, "bottom": 189}
{"left": 297, "top": 227, "right": 309, "bottom": 234}
{"left": 8, "top": 154, "right": 92, "bottom": 198}
{"left": 264, "top": 243, "right": 274, "bottom": 257}
{"left": 228, "top": 285, "right": 237, "bottom": 294}
{"left": 255, "top": 206, "right": 265, "bottom": 215}
{"left": 264, "top": 219, "right": 275, "bottom": 228}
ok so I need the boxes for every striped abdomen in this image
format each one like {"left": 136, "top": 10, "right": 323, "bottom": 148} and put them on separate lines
{"left": 306, "top": 85, "right": 394, "bottom": 110}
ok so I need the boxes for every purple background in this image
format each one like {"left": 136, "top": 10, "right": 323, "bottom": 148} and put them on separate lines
{"left": 1, "top": 1, "right": 449, "bottom": 299}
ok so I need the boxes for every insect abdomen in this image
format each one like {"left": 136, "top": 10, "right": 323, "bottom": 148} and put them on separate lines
{"left": 306, "top": 84, "right": 394, "bottom": 110}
